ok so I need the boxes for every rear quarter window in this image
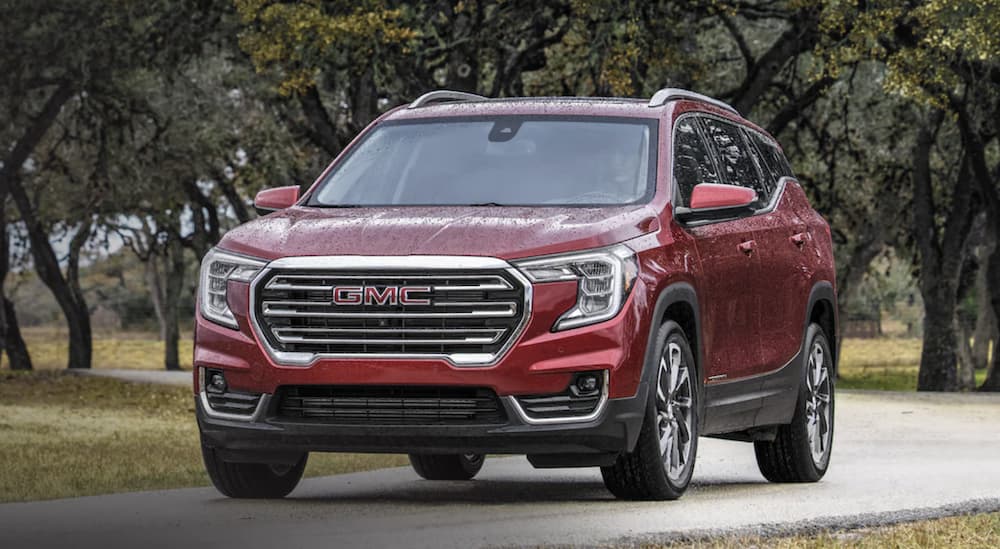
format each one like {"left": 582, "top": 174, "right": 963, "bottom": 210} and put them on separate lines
{"left": 747, "top": 130, "right": 793, "bottom": 188}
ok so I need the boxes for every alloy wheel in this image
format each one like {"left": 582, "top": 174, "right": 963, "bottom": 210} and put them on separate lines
{"left": 657, "top": 342, "right": 694, "bottom": 483}
{"left": 805, "top": 341, "right": 832, "bottom": 467}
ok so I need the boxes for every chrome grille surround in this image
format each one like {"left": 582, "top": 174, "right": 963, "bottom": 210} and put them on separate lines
{"left": 249, "top": 256, "right": 532, "bottom": 366}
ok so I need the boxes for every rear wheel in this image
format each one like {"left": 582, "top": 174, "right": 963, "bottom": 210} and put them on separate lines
{"left": 601, "top": 321, "right": 699, "bottom": 500}
{"left": 754, "top": 323, "right": 834, "bottom": 482}
{"left": 201, "top": 441, "right": 307, "bottom": 498}
{"left": 409, "top": 453, "right": 485, "bottom": 480}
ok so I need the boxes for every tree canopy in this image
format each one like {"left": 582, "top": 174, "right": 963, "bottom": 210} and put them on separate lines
{"left": 1, "top": 0, "right": 998, "bottom": 390}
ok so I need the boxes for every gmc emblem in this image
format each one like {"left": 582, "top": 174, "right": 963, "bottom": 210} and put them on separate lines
{"left": 331, "top": 286, "right": 431, "bottom": 306}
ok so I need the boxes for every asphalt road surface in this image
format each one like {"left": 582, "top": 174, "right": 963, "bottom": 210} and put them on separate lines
{"left": 2, "top": 390, "right": 999, "bottom": 548}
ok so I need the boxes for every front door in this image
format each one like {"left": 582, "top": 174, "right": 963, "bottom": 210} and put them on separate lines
{"left": 671, "top": 115, "right": 764, "bottom": 384}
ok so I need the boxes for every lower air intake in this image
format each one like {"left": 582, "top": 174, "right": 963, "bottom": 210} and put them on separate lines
{"left": 276, "top": 385, "right": 507, "bottom": 426}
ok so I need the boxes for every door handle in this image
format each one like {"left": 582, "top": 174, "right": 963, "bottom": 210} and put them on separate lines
{"left": 790, "top": 232, "right": 807, "bottom": 248}
{"left": 738, "top": 240, "right": 756, "bottom": 255}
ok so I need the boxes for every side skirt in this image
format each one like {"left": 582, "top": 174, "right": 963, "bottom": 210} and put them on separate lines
{"left": 701, "top": 344, "right": 803, "bottom": 437}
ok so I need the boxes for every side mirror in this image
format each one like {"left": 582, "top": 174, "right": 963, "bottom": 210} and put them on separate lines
{"left": 253, "top": 186, "right": 300, "bottom": 216}
{"left": 675, "top": 183, "right": 756, "bottom": 223}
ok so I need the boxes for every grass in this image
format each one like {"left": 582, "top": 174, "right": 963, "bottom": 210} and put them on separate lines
{"left": 651, "top": 512, "right": 1000, "bottom": 548}
{"left": 0, "top": 371, "right": 408, "bottom": 503}
{"left": 838, "top": 338, "right": 989, "bottom": 391}
{"left": 0, "top": 327, "right": 195, "bottom": 370}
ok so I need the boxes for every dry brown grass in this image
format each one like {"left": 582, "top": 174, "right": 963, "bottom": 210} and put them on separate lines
{"left": 0, "top": 371, "right": 408, "bottom": 502}
{"left": 838, "top": 338, "right": 987, "bottom": 390}
{"left": 647, "top": 512, "right": 1000, "bottom": 548}
{"left": 1, "top": 326, "right": 194, "bottom": 370}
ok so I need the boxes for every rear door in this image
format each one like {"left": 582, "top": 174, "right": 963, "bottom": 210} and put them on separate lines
{"left": 673, "top": 115, "right": 763, "bottom": 384}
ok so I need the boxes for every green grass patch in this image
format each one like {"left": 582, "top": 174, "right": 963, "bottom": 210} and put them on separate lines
{"left": 0, "top": 371, "right": 408, "bottom": 503}
{"left": 650, "top": 512, "right": 1000, "bottom": 548}
{"left": 838, "top": 338, "right": 989, "bottom": 391}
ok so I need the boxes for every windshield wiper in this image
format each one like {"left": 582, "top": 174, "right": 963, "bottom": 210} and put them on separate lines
{"left": 466, "top": 202, "right": 507, "bottom": 207}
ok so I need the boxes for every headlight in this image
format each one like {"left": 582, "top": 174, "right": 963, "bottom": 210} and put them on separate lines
{"left": 515, "top": 244, "right": 638, "bottom": 331}
{"left": 199, "top": 248, "right": 267, "bottom": 329}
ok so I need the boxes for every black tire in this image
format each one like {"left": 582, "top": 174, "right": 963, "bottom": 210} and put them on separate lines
{"left": 601, "top": 321, "right": 700, "bottom": 500}
{"left": 409, "top": 453, "right": 485, "bottom": 480}
{"left": 201, "top": 441, "right": 307, "bottom": 498}
{"left": 754, "top": 323, "right": 835, "bottom": 482}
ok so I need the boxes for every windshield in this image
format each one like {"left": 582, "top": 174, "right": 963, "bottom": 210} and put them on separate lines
{"left": 308, "top": 116, "right": 657, "bottom": 207}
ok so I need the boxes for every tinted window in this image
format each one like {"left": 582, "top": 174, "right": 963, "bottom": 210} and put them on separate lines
{"left": 701, "top": 118, "right": 768, "bottom": 205}
{"left": 672, "top": 118, "right": 720, "bottom": 206}
{"left": 309, "top": 117, "right": 656, "bottom": 206}
{"left": 747, "top": 130, "right": 792, "bottom": 189}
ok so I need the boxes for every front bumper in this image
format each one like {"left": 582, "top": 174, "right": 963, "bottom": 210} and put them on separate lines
{"left": 196, "top": 386, "right": 647, "bottom": 458}
{"left": 194, "top": 257, "right": 660, "bottom": 459}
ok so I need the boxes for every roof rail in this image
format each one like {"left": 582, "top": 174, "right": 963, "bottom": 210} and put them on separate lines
{"left": 408, "top": 90, "right": 487, "bottom": 109}
{"left": 648, "top": 88, "right": 739, "bottom": 115}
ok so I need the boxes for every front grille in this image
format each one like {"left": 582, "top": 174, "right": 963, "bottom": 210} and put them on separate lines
{"left": 254, "top": 268, "right": 526, "bottom": 361}
{"left": 276, "top": 385, "right": 506, "bottom": 425}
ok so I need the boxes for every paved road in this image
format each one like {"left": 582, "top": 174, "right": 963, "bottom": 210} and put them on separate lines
{"left": 2, "top": 391, "right": 999, "bottom": 548}
{"left": 76, "top": 368, "right": 192, "bottom": 387}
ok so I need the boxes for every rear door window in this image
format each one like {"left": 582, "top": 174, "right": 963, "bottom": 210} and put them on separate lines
{"left": 672, "top": 117, "right": 721, "bottom": 207}
{"left": 701, "top": 117, "right": 769, "bottom": 206}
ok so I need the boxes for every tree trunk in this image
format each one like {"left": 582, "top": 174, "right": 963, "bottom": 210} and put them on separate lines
{"left": 145, "top": 257, "right": 167, "bottom": 341}
{"left": 979, "top": 247, "right": 1000, "bottom": 391}
{"left": 971, "top": 240, "right": 997, "bottom": 370}
{"left": 63, "top": 221, "right": 93, "bottom": 370}
{"left": 162, "top": 239, "right": 187, "bottom": 371}
{"left": 0, "top": 204, "right": 32, "bottom": 370}
{"left": 911, "top": 113, "right": 973, "bottom": 392}
{"left": 955, "top": 313, "right": 976, "bottom": 391}
{"left": 1, "top": 297, "right": 32, "bottom": 370}
{"left": 0, "top": 82, "right": 91, "bottom": 369}
{"left": 953, "top": 105, "right": 1000, "bottom": 392}
{"left": 918, "top": 294, "right": 959, "bottom": 391}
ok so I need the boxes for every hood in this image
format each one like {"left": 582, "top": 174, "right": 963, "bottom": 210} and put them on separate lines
{"left": 218, "top": 205, "right": 660, "bottom": 261}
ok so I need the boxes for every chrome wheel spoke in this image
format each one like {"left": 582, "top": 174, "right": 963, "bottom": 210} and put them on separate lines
{"left": 656, "top": 358, "right": 669, "bottom": 409}
{"left": 660, "top": 423, "right": 672, "bottom": 458}
{"left": 670, "top": 431, "right": 682, "bottom": 469}
{"left": 676, "top": 414, "right": 691, "bottom": 442}
{"left": 673, "top": 365, "right": 689, "bottom": 395}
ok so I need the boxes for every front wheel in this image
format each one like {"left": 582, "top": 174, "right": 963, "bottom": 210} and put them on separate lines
{"left": 601, "top": 321, "right": 700, "bottom": 500}
{"left": 409, "top": 453, "right": 485, "bottom": 480}
{"left": 754, "top": 323, "right": 834, "bottom": 482}
{"left": 201, "top": 441, "right": 307, "bottom": 498}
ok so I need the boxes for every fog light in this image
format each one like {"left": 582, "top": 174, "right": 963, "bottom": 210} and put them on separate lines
{"left": 207, "top": 370, "right": 227, "bottom": 394}
{"left": 575, "top": 374, "right": 600, "bottom": 394}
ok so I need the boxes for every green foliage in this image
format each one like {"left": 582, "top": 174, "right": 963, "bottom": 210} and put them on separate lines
{"left": 816, "top": 0, "right": 1000, "bottom": 106}
{"left": 235, "top": 0, "right": 418, "bottom": 96}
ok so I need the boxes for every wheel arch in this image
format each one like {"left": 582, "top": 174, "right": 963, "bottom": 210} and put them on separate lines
{"left": 635, "top": 282, "right": 703, "bottom": 422}
{"left": 805, "top": 281, "right": 838, "bottom": 376}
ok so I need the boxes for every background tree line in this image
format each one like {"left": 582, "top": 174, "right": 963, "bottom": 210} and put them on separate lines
{"left": 0, "top": 0, "right": 998, "bottom": 391}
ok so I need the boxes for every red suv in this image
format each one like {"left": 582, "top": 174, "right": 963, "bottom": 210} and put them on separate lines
{"left": 195, "top": 89, "right": 837, "bottom": 501}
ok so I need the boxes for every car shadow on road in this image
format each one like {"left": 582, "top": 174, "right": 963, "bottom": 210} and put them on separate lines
{"left": 207, "top": 477, "right": 771, "bottom": 506}
{"left": 289, "top": 478, "right": 615, "bottom": 504}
